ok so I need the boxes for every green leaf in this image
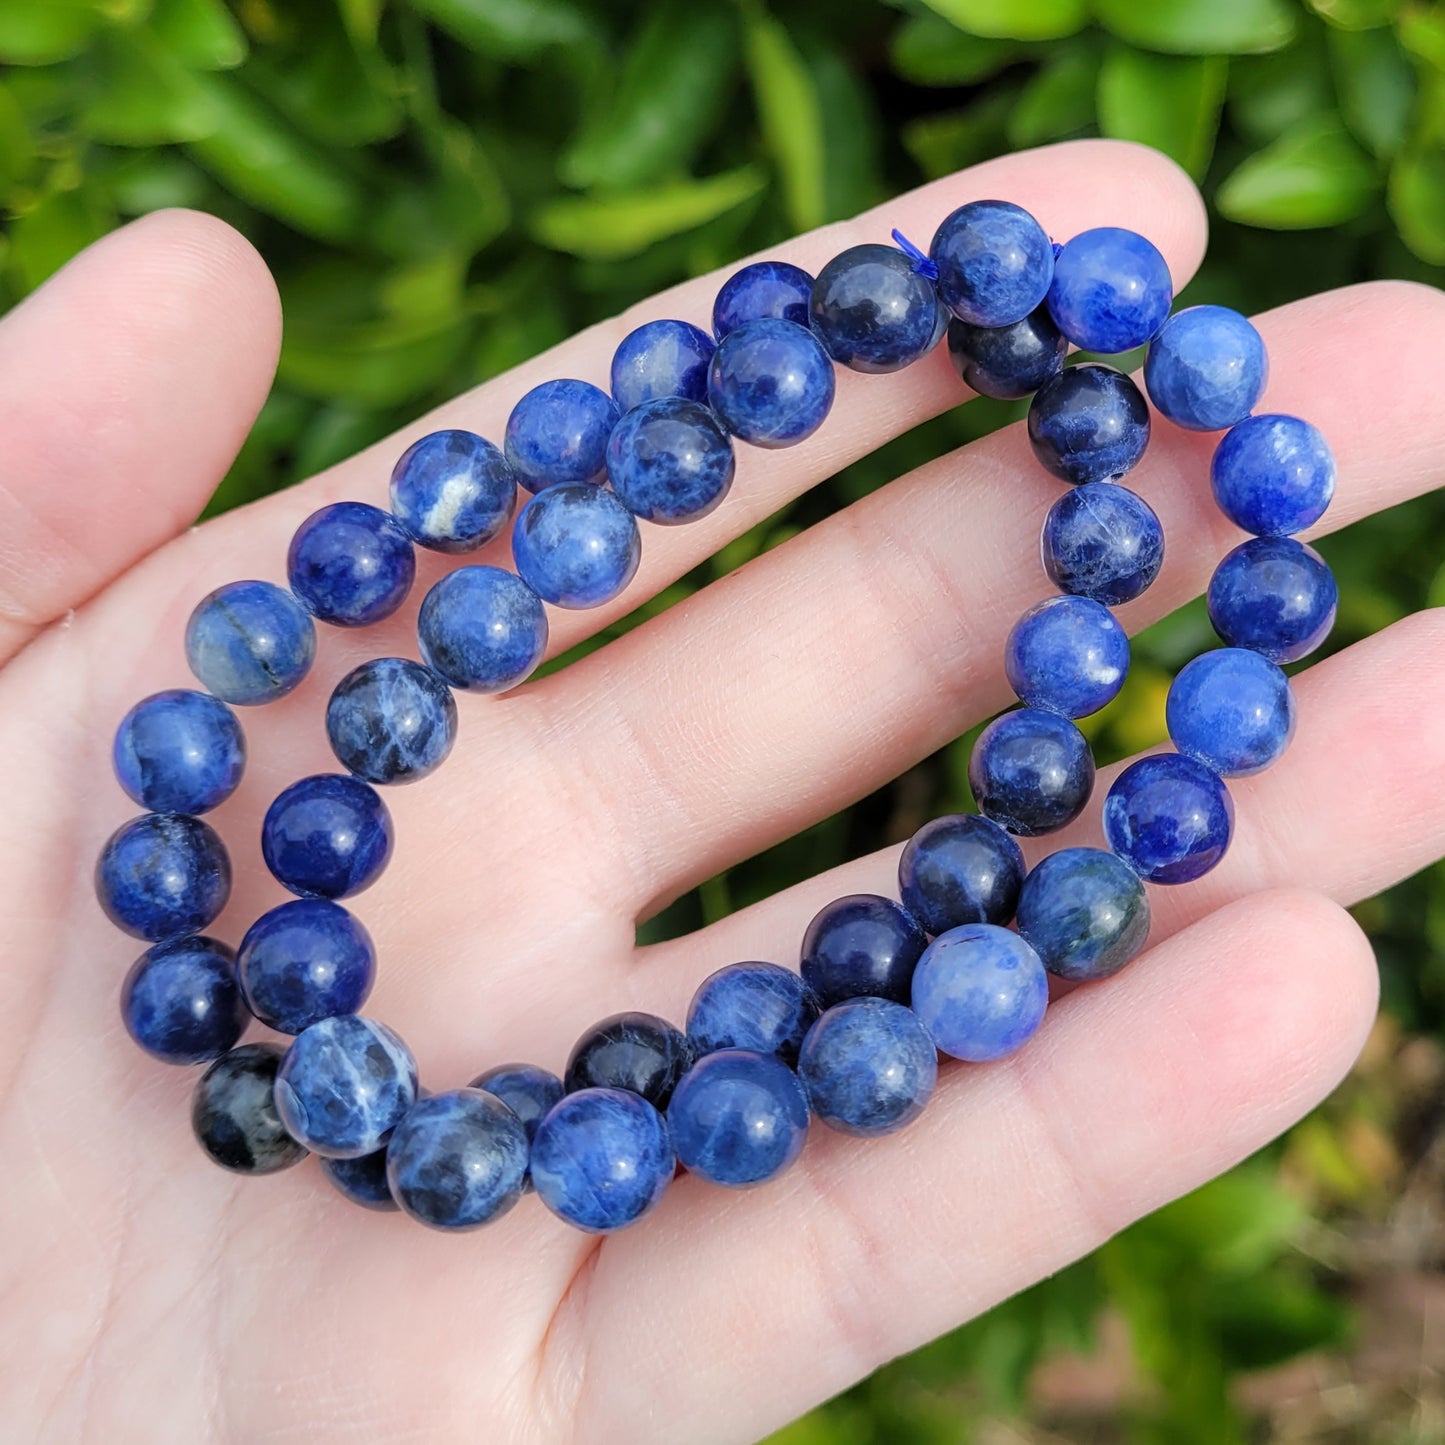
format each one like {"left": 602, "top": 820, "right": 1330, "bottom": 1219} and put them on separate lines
{"left": 917, "top": 0, "right": 1086, "bottom": 43}
{"left": 1217, "top": 115, "right": 1379, "bottom": 227}
{"left": 1305, "top": 0, "right": 1396, "bottom": 30}
{"left": 0, "top": 80, "right": 37, "bottom": 196}
{"left": 1098, "top": 48, "right": 1227, "bottom": 178}
{"left": 81, "top": 29, "right": 224, "bottom": 145}
{"left": 1094, "top": 0, "right": 1296, "bottom": 56}
{"left": 151, "top": 0, "right": 247, "bottom": 69}
{"left": 0, "top": 0, "right": 104, "bottom": 64}
{"left": 1007, "top": 46, "right": 1098, "bottom": 149}
{"left": 338, "top": 0, "right": 384, "bottom": 46}
{"left": 6, "top": 182, "right": 111, "bottom": 292}
{"left": 743, "top": 6, "right": 826, "bottom": 231}
{"left": 890, "top": 15, "right": 1020, "bottom": 85}
{"left": 1389, "top": 145, "right": 1445, "bottom": 263}
{"left": 1228, "top": 29, "right": 1332, "bottom": 142}
{"left": 405, "top": 0, "right": 594, "bottom": 60}
{"left": 902, "top": 89, "right": 1016, "bottom": 179}
{"left": 1330, "top": 25, "right": 1415, "bottom": 157}
{"left": 1400, "top": 9, "right": 1445, "bottom": 73}
{"left": 105, "top": 150, "right": 211, "bottom": 212}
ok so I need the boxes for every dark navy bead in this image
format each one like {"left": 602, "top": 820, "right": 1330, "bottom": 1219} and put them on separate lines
{"left": 1144, "top": 305, "right": 1268, "bottom": 432}
{"left": 286, "top": 502, "right": 415, "bottom": 628}
{"left": 326, "top": 657, "right": 457, "bottom": 786}
{"left": 1005, "top": 595, "right": 1130, "bottom": 719}
{"left": 686, "top": 961, "right": 819, "bottom": 1064}
{"left": 1207, "top": 537, "right": 1337, "bottom": 663}
{"left": 1016, "top": 847, "right": 1151, "bottom": 982}
{"left": 418, "top": 565, "right": 548, "bottom": 692}
{"left": 712, "top": 260, "right": 814, "bottom": 338}
{"left": 1210, "top": 414, "right": 1336, "bottom": 537}
{"left": 610, "top": 319, "right": 715, "bottom": 413}
{"left": 531, "top": 1087, "right": 675, "bottom": 1233}
{"left": 1028, "top": 363, "right": 1151, "bottom": 486}
{"left": 799, "top": 893, "right": 927, "bottom": 1008}
{"left": 797, "top": 996, "right": 937, "bottom": 1138}
{"left": 389, "top": 428, "right": 517, "bottom": 553}
{"left": 929, "top": 199, "right": 1054, "bottom": 328}
{"left": 947, "top": 305, "right": 1068, "bottom": 400}
{"left": 121, "top": 935, "right": 247, "bottom": 1064}
{"left": 808, "top": 243, "right": 940, "bottom": 374}
{"left": 237, "top": 898, "right": 375, "bottom": 1035}
{"left": 185, "top": 580, "right": 316, "bottom": 706}
{"left": 1047, "top": 227, "right": 1173, "bottom": 353}
{"left": 707, "top": 318, "right": 835, "bottom": 448}
{"left": 605, "top": 396, "right": 735, "bottom": 525}
{"left": 564, "top": 1011, "right": 691, "bottom": 1109}
{"left": 911, "top": 923, "right": 1049, "bottom": 1062}
{"left": 504, "top": 378, "right": 619, "bottom": 493}
{"left": 969, "top": 708, "right": 1094, "bottom": 837}
{"left": 1041, "top": 482, "right": 1164, "bottom": 605}
{"left": 666, "top": 1049, "right": 810, "bottom": 1188}
{"left": 96, "top": 812, "right": 231, "bottom": 942}
{"left": 470, "top": 1062, "right": 563, "bottom": 1188}
{"left": 112, "top": 690, "right": 245, "bottom": 816}
{"left": 1166, "top": 648, "right": 1296, "bottom": 778}
{"left": 513, "top": 483, "right": 642, "bottom": 608}
{"left": 321, "top": 1149, "right": 398, "bottom": 1211}
{"left": 261, "top": 773, "right": 393, "bottom": 901}
{"left": 1103, "top": 753, "right": 1234, "bottom": 884}
{"left": 192, "top": 1043, "right": 307, "bottom": 1175}
{"left": 898, "top": 813, "right": 1025, "bottom": 935}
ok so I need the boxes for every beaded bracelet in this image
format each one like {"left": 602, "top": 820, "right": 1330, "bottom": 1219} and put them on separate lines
{"left": 96, "top": 196, "right": 1337, "bottom": 1234}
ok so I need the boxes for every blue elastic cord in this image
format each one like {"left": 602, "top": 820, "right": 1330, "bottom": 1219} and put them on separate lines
{"left": 891, "top": 229, "right": 940, "bottom": 282}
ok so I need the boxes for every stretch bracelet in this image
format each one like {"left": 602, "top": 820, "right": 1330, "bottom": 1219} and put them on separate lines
{"left": 96, "top": 198, "right": 1337, "bottom": 1234}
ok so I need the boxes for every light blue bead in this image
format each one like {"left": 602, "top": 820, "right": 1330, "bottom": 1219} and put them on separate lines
{"left": 1208, "top": 536, "right": 1337, "bottom": 663}
{"left": 605, "top": 396, "right": 735, "bottom": 524}
{"left": 96, "top": 812, "right": 231, "bottom": 942}
{"left": 112, "top": 689, "right": 245, "bottom": 815}
{"left": 610, "top": 319, "right": 715, "bottom": 413}
{"left": 237, "top": 898, "right": 375, "bottom": 1034}
{"left": 1047, "top": 227, "right": 1173, "bottom": 353}
{"left": 504, "top": 378, "right": 619, "bottom": 493}
{"left": 389, "top": 429, "right": 516, "bottom": 554}
{"left": 686, "top": 962, "right": 819, "bottom": 1064}
{"left": 898, "top": 813, "right": 1024, "bottom": 935}
{"left": 185, "top": 580, "right": 316, "bottom": 706}
{"left": 1103, "top": 753, "right": 1234, "bottom": 885}
{"left": 321, "top": 1149, "right": 398, "bottom": 1211}
{"left": 712, "top": 261, "right": 814, "bottom": 338}
{"left": 417, "top": 565, "right": 548, "bottom": 692}
{"left": 261, "top": 773, "right": 393, "bottom": 900}
{"left": 808, "top": 243, "right": 940, "bottom": 373}
{"left": 968, "top": 708, "right": 1094, "bottom": 837}
{"left": 1210, "top": 414, "right": 1336, "bottom": 537}
{"left": 326, "top": 657, "right": 457, "bottom": 785}
{"left": 1028, "top": 363, "right": 1151, "bottom": 486}
{"left": 707, "top": 318, "right": 835, "bottom": 448}
{"left": 1144, "top": 305, "right": 1268, "bottom": 432}
{"left": 928, "top": 198, "right": 1053, "bottom": 328}
{"left": 1166, "top": 648, "right": 1296, "bottom": 777}
{"left": 1016, "top": 847, "right": 1150, "bottom": 982}
{"left": 947, "top": 304, "right": 1068, "bottom": 400}
{"left": 1041, "top": 482, "right": 1164, "bottom": 606}
{"left": 287, "top": 502, "right": 415, "bottom": 628}
{"left": 513, "top": 483, "right": 642, "bottom": 608}
{"left": 1005, "top": 595, "right": 1130, "bottom": 719}
{"left": 800, "top": 894, "right": 928, "bottom": 1007}
{"left": 192, "top": 1043, "right": 307, "bottom": 1175}
{"left": 121, "top": 935, "right": 247, "bottom": 1064}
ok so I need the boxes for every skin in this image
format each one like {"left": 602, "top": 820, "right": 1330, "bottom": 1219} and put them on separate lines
{"left": 1, "top": 139, "right": 1443, "bottom": 1442}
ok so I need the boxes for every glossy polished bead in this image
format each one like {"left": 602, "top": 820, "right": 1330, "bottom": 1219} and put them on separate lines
{"left": 1028, "top": 363, "right": 1151, "bottom": 486}
{"left": 96, "top": 812, "right": 231, "bottom": 942}
{"left": 808, "top": 243, "right": 940, "bottom": 373}
{"left": 898, "top": 813, "right": 1024, "bottom": 935}
{"left": 1207, "top": 537, "right": 1337, "bottom": 663}
{"left": 564, "top": 1011, "right": 691, "bottom": 1109}
{"left": 513, "top": 483, "right": 642, "bottom": 609}
{"left": 969, "top": 708, "right": 1094, "bottom": 837}
{"left": 275, "top": 1014, "right": 418, "bottom": 1159}
{"left": 712, "top": 260, "right": 814, "bottom": 337}
{"left": 321, "top": 1149, "right": 398, "bottom": 1211}
{"left": 1144, "top": 305, "right": 1268, "bottom": 432}
{"left": 470, "top": 1064, "right": 563, "bottom": 1179}
{"left": 707, "top": 318, "right": 835, "bottom": 448}
{"left": 287, "top": 502, "right": 415, "bottom": 628}
{"left": 1103, "top": 753, "right": 1234, "bottom": 884}
{"left": 1167, "top": 648, "right": 1296, "bottom": 777}
{"left": 261, "top": 773, "right": 393, "bottom": 901}
{"left": 531, "top": 1087, "right": 674, "bottom": 1233}
{"left": 1047, "top": 227, "right": 1172, "bottom": 353}
{"left": 418, "top": 565, "right": 548, "bottom": 692}
{"left": 605, "top": 396, "right": 735, "bottom": 524}
{"left": 1005, "top": 595, "right": 1129, "bottom": 719}
{"left": 237, "top": 898, "right": 375, "bottom": 1034}
{"left": 610, "top": 319, "right": 715, "bottom": 412}
{"left": 326, "top": 657, "right": 458, "bottom": 786}
{"left": 1210, "top": 414, "right": 1335, "bottom": 537}
{"left": 389, "top": 429, "right": 517, "bottom": 553}
{"left": 686, "top": 961, "right": 819, "bottom": 1064}
{"left": 947, "top": 305, "right": 1067, "bottom": 400}
{"left": 911, "top": 924, "right": 1048, "bottom": 1062}
{"left": 667, "top": 1049, "right": 809, "bottom": 1188}
{"left": 799, "top": 893, "right": 927, "bottom": 1007}
{"left": 192, "top": 1043, "right": 307, "bottom": 1175}
{"left": 185, "top": 580, "right": 316, "bottom": 706}
{"left": 929, "top": 199, "right": 1053, "bottom": 328}
{"left": 797, "top": 997, "right": 937, "bottom": 1138}
{"left": 1016, "top": 847, "right": 1150, "bottom": 982}
{"left": 112, "top": 689, "right": 245, "bottom": 816}
{"left": 1041, "top": 482, "right": 1164, "bottom": 605}
{"left": 121, "top": 935, "right": 247, "bottom": 1064}
{"left": 504, "top": 378, "right": 619, "bottom": 493}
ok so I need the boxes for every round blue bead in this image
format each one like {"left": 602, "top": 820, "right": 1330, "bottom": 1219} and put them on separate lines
{"left": 504, "top": 378, "right": 619, "bottom": 493}
{"left": 121, "top": 935, "right": 247, "bottom": 1064}
{"left": 712, "top": 260, "right": 815, "bottom": 338}
{"left": 1005, "top": 595, "right": 1130, "bottom": 719}
{"left": 796, "top": 997, "right": 937, "bottom": 1138}
{"left": 686, "top": 962, "right": 819, "bottom": 1064}
{"left": 1103, "top": 753, "right": 1234, "bottom": 885}
{"left": 261, "top": 773, "right": 393, "bottom": 901}
{"left": 531, "top": 1087, "right": 675, "bottom": 1233}
{"left": 605, "top": 396, "right": 735, "bottom": 524}
{"left": 321, "top": 1149, "right": 398, "bottom": 1211}
{"left": 1047, "top": 227, "right": 1173, "bottom": 353}
{"left": 898, "top": 813, "right": 1025, "bottom": 935}
{"left": 237, "top": 898, "right": 375, "bottom": 1034}
{"left": 565, "top": 1011, "right": 691, "bottom": 1109}
{"left": 513, "top": 483, "right": 642, "bottom": 608}
{"left": 1028, "top": 363, "right": 1151, "bottom": 486}
{"left": 1166, "top": 648, "right": 1296, "bottom": 778}
{"left": 947, "top": 305, "right": 1068, "bottom": 400}
{"left": 1207, "top": 537, "right": 1337, "bottom": 663}
{"left": 286, "top": 501, "right": 415, "bottom": 628}
{"left": 1041, "top": 482, "right": 1164, "bottom": 606}
{"left": 928, "top": 199, "right": 1054, "bottom": 328}
{"left": 96, "top": 812, "right": 231, "bottom": 942}
{"left": 192, "top": 1043, "right": 308, "bottom": 1175}
{"left": 112, "top": 689, "right": 245, "bottom": 815}
{"left": 326, "top": 657, "right": 457, "bottom": 785}
{"left": 610, "top": 319, "right": 715, "bottom": 413}
{"left": 799, "top": 893, "right": 927, "bottom": 1008}
{"left": 1144, "top": 305, "right": 1268, "bottom": 432}
{"left": 389, "top": 428, "right": 517, "bottom": 553}
{"left": 808, "top": 243, "right": 941, "bottom": 373}
{"left": 969, "top": 708, "right": 1094, "bottom": 837}
{"left": 911, "top": 923, "right": 1049, "bottom": 1062}
{"left": 185, "top": 580, "right": 316, "bottom": 706}
{"left": 707, "top": 317, "right": 836, "bottom": 448}
{"left": 1210, "top": 413, "right": 1336, "bottom": 537}
{"left": 418, "top": 565, "right": 548, "bottom": 692}
{"left": 1016, "top": 847, "right": 1150, "bottom": 982}
{"left": 470, "top": 1063, "right": 563, "bottom": 1192}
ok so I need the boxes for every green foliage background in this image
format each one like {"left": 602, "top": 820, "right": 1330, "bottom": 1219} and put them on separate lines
{"left": 4, "top": 0, "right": 1444, "bottom": 1438}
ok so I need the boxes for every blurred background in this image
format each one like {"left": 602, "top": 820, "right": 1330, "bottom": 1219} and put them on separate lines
{"left": 3, "top": 0, "right": 1444, "bottom": 1438}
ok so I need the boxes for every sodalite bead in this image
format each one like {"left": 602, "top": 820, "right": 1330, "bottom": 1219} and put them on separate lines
{"left": 898, "top": 813, "right": 1025, "bottom": 935}
{"left": 800, "top": 894, "right": 927, "bottom": 1008}
{"left": 531, "top": 1087, "right": 675, "bottom": 1233}
{"left": 275, "top": 1014, "right": 418, "bottom": 1158}
{"left": 1144, "top": 306, "right": 1268, "bottom": 432}
{"left": 605, "top": 396, "right": 735, "bottom": 524}
{"left": 514, "top": 483, "right": 642, "bottom": 608}
{"left": 385, "top": 1089, "right": 529, "bottom": 1231}
{"left": 326, "top": 657, "right": 457, "bottom": 785}
{"left": 237, "top": 898, "right": 375, "bottom": 1034}
{"left": 504, "top": 378, "right": 619, "bottom": 493}
{"left": 322, "top": 1149, "right": 398, "bottom": 1211}
{"left": 185, "top": 580, "right": 316, "bottom": 706}
{"left": 1210, "top": 414, "right": 1336, "bottom": 537}
{"left": 1103, "top": 753, "right": 1234, "bottom": 885}
{"left": 418, "top": 565, "right": 548, "bottom": 692}
{"left": 389, "top": 429, "right": 517, "bottom": 554}
{"left": 470, "top": 1063, "right": 564, "bottom": 1189}
{"left": 112, "top": 690, "right": 245, "bottom": 816}
{"left": 261, "top": 773, "right": 393, "bottom": 900}
{"left": 1207, "top": 537, "right": 1337, "bottom": 663}
{"left": 666, "top": 1049, "right": 810, "bottom": 1188}
{"left": 808, "top": 243, "right": 940, "bottom": 373}
{"left": 610, "top": 319, "right": 715, "bottom": 412}
{"left": 1016, "top": 847, "right": 1150, "bottom": 982}
{"left": 564, "top": 1011, "right": 691, "bottom": 1109}
{"left": 911, "top": 924, "right": 1049, "bottom": 1062}
{"left": 712, "top": 260, "right": 815, "bottom": 337}
{"left": 121, "top": 935, "right": 247, "bottom": 1064}
{"left": 96, "top": 813, "right": 231, "bottom": 942}
{"left": 1047, "top": 227, "right": 1172, "bottom": 353}
{"left": 286, "top": 502, "right": 415, "bottom": 628}
{"left": 969, "top": 708, "right": 1094, "bottom": 837}
{"left": 1041, "top": 482, "right": 1164, "bottom": 606}
{"left": 686, "top": 961, "right": 819, "bottom": 1064}
{"left": 192, "top": 1043, "right": 307, "bottom": 1175}
{"left": 1005, "top": 595, "right": 1129, "bottom": 719}
{"left": 1167, "top": 648, "right": 1296, "bottom": 777}
{"left": 928, "top": 199, "right": 1054, "bottom": 328}
{"left": 1028, "top": 364, "right": 1151, "bottom": 486}
{"left": 707, "top": 318, "right": 836, "bottom": 448}
{"left": 796, "top": 997, "right": 937, "bottom": 1138}
{"left": 947, "top": 306, "right": 1068, "bottom": 400}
